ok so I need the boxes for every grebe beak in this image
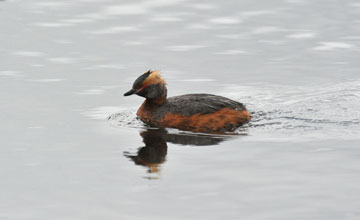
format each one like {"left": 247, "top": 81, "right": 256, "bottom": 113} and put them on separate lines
{"left": 124, "top": 88, "right": 136, "bottom": 96}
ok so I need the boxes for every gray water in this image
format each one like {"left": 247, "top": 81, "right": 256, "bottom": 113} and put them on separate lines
{"left": 1, "top": 0, "right": 360, "bottom": 219}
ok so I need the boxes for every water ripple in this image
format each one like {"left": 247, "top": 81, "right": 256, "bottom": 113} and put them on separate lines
{"left": 313, "top": 42, "right": 354, "bottom": 51}
{"left": 108, "top": 110, "right": 147, "bottom": 128}
{"left": 234, "top": 80, "right": 360, "bottom": 140}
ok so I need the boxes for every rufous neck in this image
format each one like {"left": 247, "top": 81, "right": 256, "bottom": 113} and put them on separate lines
{"left": 146, "top": 95, "right": 166, "bottom": 105}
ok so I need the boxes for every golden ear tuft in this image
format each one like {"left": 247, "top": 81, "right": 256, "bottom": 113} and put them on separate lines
{"left": 143, "top": 70, "right": 166, "bottom": 86}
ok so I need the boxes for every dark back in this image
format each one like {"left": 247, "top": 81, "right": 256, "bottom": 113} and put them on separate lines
{"left": 154, "top": 94, "right": 246, "bottom": 119}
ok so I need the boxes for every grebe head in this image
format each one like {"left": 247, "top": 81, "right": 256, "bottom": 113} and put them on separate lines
{"left": 124, "top": 70, "right": 167, "bottom": 100}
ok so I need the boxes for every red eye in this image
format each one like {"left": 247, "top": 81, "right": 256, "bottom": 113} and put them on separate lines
{"left": 136, "top": 84, "right": 147, "bottom": 93}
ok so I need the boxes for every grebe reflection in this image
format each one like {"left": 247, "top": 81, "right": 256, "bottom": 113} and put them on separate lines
{"left": 124, "top": 129, "right": 232, "bottom": 175}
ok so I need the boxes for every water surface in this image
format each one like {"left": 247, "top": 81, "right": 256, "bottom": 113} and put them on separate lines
{"left": 1, "top": 0, "right": 360, "bottom": 219}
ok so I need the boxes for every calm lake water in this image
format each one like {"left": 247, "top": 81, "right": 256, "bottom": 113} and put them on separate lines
{"left": 1, "top": 0, "right": 360, "bottom": 219}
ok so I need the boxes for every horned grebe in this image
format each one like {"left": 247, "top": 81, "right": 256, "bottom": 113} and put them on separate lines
{"left": 124, "top": 70, "right": 251, "bottom": 133}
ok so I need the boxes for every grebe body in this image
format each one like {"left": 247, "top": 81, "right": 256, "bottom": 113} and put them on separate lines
{"left": 124, "top": 70, "right": 251, "bottom": 133}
